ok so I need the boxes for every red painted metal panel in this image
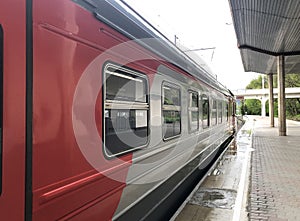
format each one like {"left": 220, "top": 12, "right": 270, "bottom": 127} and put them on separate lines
{"left": 32, "top": 0, "right": 134, "bottom": 220}
{"left": 0, "top": 0, "right": 27, "bottom": 220}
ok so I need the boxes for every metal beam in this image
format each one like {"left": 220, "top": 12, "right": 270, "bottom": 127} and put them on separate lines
{"left": 277, "top": 56, "right": 286, "bottom": 136}
{"left": 238, "top": 44, "right": 300, "bottom": 57}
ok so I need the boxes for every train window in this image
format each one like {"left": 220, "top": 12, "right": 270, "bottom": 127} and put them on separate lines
{"left": 104, "top": 64, "right": 149, "bottom": 157}
{"left": 225, "top": 101, "right": 229, "bottom": 122}
{"left": 201, "top": 95, "right": 209, "bottom": 129}
{"left": 218, "top": 101, "right": 223, "bottom": 124}
{"left": 162, "top": 83, "right": 181, "bottom": 139}
{"left": 188, "top": 91, "right": 199, "bottom": 132}
{"left": 0, "top": 25, "right": 3, "bottom": 193}
{"left": 211, "top": 99, "right": 217, "bottom": 126}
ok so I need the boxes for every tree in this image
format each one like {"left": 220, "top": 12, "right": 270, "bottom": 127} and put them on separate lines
{"left": 243, "top": 74, "right": 300, "bottom": 120}
{"left": 240, "top": 100, "right": 247, "bottom": 115}
{"left": 286, "top": 74, "right": 300, "bottom": 87}
{"left": 244, "top": 76, "right": 264, "bottom": 115}
{"left": 246, "top": 75, "right": 267, "bottom": 89}
{"left": 266, "top": 99, "right": 278, "bottom": 117}
{"left": 245, "top": 99, "right": 261, "bottom": 115}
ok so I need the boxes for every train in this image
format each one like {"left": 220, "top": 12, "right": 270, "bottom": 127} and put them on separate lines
{"left": 0, "top": 0, "right": 235, "bottom": 220}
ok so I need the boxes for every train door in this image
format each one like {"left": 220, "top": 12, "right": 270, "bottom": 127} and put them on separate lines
{"left": 0, "top": 1, "right": 29, "bottom": 220}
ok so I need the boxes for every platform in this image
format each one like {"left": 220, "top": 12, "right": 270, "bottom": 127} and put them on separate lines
{"left": 248, "top": 116, "right": 300, "bottom": 221}
{"left": 174, "top": 116, "right": 300, "bottom": 221}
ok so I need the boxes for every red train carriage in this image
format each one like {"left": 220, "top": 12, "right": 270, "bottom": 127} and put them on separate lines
{"left": 0, "top": 0, "right": 235, "bottom": 220}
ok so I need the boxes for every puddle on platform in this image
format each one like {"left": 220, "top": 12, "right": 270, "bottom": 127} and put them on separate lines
{"left": 226, "top": 126, "right": 252, "bottom": 156}
{"left": 189, "top": 188, "right": 237, "bottom": 209}
{"left": 188, "top": 119, "right": 253, "bottom": 211}
{"left": 236, "top": 123, "right": 253, "bottom": 153}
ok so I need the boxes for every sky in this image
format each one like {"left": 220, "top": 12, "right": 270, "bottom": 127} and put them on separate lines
{"left": 124, "top": 0, "right": 259, "bottom": 90}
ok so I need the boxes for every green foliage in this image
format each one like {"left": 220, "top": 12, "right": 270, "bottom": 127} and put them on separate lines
{"left": 246, "top": 75, "right": 267, "bottom": 89}
{"left": 243, "top": 74, "right": 300, "bottom": 120}
{"left": 270, "top": 73, "right": 300, "bottom": 88}
{"left": 286, "top": 74, "right": 300, "bottom": 87}
{"left": 266, "top": 99, "right": 278, "bottom": 117}
{"left": 245, "top": 99, "right": 261, "bottom": 115}
{"left": 286, "top": 98, "right": 300, "bottom": 117}
{"left": 240, "top": 100, "right": 246, "bottom": 115}
{"left": 289, "top": 114, "right": 300, "bottom": 121}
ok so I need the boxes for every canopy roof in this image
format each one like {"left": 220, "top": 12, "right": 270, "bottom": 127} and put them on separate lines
{"left": 229, "top": 0, "right": 300, "bottom": 74}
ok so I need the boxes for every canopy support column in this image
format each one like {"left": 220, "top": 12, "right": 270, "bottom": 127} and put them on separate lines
{"left": 277, "top": 55, "right": 286, "bottom": 136}
{"left": 268, "top": 73, "right": 274, "bottom": 127}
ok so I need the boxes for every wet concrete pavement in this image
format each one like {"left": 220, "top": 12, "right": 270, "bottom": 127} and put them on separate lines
{"left": 175, "top": 116, "right": 300, "bottom": 221}
{"left": 175, "top": 117, "right": 254, "bottom": 221}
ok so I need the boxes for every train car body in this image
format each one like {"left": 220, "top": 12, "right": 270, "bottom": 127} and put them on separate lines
{"left": 0, "top": 0, "right": 235, "bottom": 220}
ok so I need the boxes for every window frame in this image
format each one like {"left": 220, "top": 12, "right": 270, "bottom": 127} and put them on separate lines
{"left": 188, "top": 90, "right": 199, "bottom": 133}
{"left": 162, "top": 82, "right": 181, "bottom": 140}
{"left": 201, "top": 94, "right": 210, "bottom": 129}
{"left": 211, "top": 99, "right": 217, "bottom": 126}
{"left": 218, "top": 100, "right": 223, "bottom": 124}
{"left": 103, "top": 63, "right": 149, "bottom": 158}
{"left": 225, "top": 101, "right": 229, "bottom": 122}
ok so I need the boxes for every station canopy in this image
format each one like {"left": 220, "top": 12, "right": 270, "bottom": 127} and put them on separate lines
{"left": 228, "top": 0, "right": 300, "bottom": 74}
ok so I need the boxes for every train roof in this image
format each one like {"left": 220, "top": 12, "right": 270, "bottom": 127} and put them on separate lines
{"left": 73, "top": 0, "right": 232, "bottom": 96}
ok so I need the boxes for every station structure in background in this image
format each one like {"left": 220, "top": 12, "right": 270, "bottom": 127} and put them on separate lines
{"left": 228, "top": 0, "right": 300, "bottom": 136}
